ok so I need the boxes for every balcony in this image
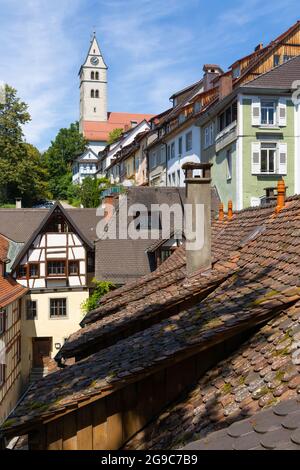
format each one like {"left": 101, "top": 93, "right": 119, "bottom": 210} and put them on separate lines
{"left": 215, "top": 121, "right": 237, "bottom": 153}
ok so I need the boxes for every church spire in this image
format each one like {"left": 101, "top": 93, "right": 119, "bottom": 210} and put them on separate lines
{"left": 79, "top": 35, "right": 108, "bottom": 131}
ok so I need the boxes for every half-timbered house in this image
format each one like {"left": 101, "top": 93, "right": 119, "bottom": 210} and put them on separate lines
{"left": 0, "top": 235, "right": 27, "bottom": 424}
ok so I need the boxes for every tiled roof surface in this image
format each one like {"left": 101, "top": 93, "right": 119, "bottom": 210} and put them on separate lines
{"left": 0, "top": 234, "right": 8, "bottom": 261}
{"left": 184, "top": 398, "right": 300, "bottom": 450}
{"left": 0, "top": 275, "right": 27, "bottom": 308}
{"left": 3, "top": 197, "right": 300, "bottom": 434}
{"left": 83, "top": 112, "right": 154, "bottom": 142}
{"left": 59, "top": 204, "right": 276, "bottom": 360}
{"left": 243, "top": 55, "right": 300, "bottom": 89}
{"left": 126, "top": 300, "right": 300, "bottom": 450}
{"left": 0, "top": 208, "right": 99, "bottom": 243}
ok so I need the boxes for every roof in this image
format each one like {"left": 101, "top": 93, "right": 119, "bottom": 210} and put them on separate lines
{"left": 83, "top": 112, "right": 154, "bottom": 142}
{"left": 4, "top": 195, "right": 300, "bottom": 435}
{"left": 242, "top": 55, "right": 300, "bottom": 89}
{"left": 127, "top": 300, "right": 300, "bottom": 450}
{"left": 94, "top": 187, "right": 189, "bottom": 285}
{"left": 184, "top": 398, "right": 300, "bottom": 450}
{"left": 0, "top": 275, "right": 27, "bottom": 308}
{"left": 0, "top": 206, "right": 99, "bottom": 244}
{"left": 0, "top": 234, "right": 8, "bottom": 262}
{"left": 10, "top": 202, "right": 96, "bottom": 271}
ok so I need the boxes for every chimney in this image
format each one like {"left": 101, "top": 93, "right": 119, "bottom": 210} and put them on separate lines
{"left": 15, "top": 198, "right": 22, "bottom": 209}
{"left": 275, "top": 179, "right": 286, "bottom": 213}
{"left": 254, "top": 43, "right": 263, "bottom": 52}
{"left": 219, "top": 203, "right": 224, "bottom": 221}
{"left": 228, "top": 200, "right": 233, "bottom": 220}
{"left": 182, "top": 162, "right": 212, "bottom": 274}
{"left": 218, "top": 74, "right": 232, "bottom": 100}
{"left": 203, "top": 64, "right": 223, "bottom": 92}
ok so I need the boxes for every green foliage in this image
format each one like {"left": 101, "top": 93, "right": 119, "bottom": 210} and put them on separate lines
{"left": 68, "top": 176, "right": 111, "bottom": 208}
{"left": 81, "top": 279, "right": 115, "bottom": 314}
{"left": 107, "top": 128, "right": 123, "bottom": 145}
{"left": 43, "top": 122, "right": 87, "bottom": 199}
{"left": 0, "top": 85, "right": 49, "bottom": 205}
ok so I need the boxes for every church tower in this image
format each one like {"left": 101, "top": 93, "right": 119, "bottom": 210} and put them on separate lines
{"left": 79, "top": 33, "right": 108, "bottom": 132}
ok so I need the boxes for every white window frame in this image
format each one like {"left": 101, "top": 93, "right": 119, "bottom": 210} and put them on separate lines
{"left": 251, "top": 141, "right": 287, "bottom": 175}
{"left": 261, "top": 99, "right": 277, "bottom": 127}
{"left": 204, "top": 123, "right": 214, "bottom": 149}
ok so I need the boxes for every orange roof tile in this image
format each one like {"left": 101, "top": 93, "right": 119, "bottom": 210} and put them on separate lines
{"left": 0, "top": 276, "right": 27, "bottom": 308}
{"left": 83, "top": 112, "right": 154, "bottom": 142}
{"left": 0, "top": 235, "right": 8, "bottom": 262}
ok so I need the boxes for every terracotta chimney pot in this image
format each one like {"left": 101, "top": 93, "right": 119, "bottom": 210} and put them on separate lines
{"left": 275, "top": 179, "right": 286, "bottom": 213}
{"left": 219, "top": 203, "right": 224, "bottom": 221}
{"left": 228, "top": 200, "right": 233, "bottom": 220}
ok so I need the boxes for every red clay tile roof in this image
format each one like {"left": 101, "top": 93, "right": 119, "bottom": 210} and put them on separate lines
{"left": 83, "top": 112, "right": 154, "bottom": 142}
{"left": 3, "top": 196, "right": 300, "bottom": 435}
{"left": 0, "top": 275, "right": 27, "bottom": 308}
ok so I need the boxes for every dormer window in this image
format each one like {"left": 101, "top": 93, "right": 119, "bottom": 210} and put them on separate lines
{"left": 232, "top": 65, "right": 240, "bottom": 79}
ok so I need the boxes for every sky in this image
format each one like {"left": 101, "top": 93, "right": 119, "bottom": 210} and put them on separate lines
{"left": 0, "top": 0, "right": 299, "bottom": 151}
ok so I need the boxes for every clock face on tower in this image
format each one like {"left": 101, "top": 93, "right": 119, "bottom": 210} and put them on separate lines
{"left": 90, "top": 56, "right": 99, "bottom": 66}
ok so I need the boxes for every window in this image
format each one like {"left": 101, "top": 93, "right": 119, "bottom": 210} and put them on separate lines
{"left": 172, "top": 172, "right": 176, "bottom": 186}
{"left": 283, "top": 55, "right": 294, "bottom": 63}
{"left": 167, "top": 145, "right": 171, "bottom": 161}
{"left": 204, "top": 123, "right": 214, "bottom": 148}
{"left": 218, "top": 102, "right": 237, "bottom": 132}
{"left": 95, "top": 71, "right": 99, "bottom": 80}
{"left": 131, "top": 121, "right": 138, "bottom": 128}
{"left": 0, "top": 309, "right": 6, "bottom": 334}
{"left": 232, "top": 65, "right": 240, "bottom": 79}
{"left": 95, "top": 90, "right": 99, "bottom": 98}
{"left": 226, "top": 149, "right": 232, "bottom": 180}
{"left": 68, "top": 261, "right": 79, "bottom": 275}
{"left": 251, "top": 141, "right": 287, "bottom": 175}
{"left": 91, "top": 89, "right": 95, "bottom": 98}
{"left": 50, "top": 298, "right": 67, "bottom": 318}
{"left": 26, "top": 300, "right": 37, "bottom": 320}
{"left": 29, "top": 263, "right": 39, "bottom": 278}
{"left": 0, "top": 364, "right": 5, "bottom": 387}
{"left": 161, "top": 249, "right": 172, "bottom": 263}
{"left": 91, "top": 71, "right": 95, "bottom": 80}
{"left": 185, "top": 131, "right": 192, "bottom": 151}
{"left": 260, "top": 142, "right": 277, "bottom": 173}
{"left": 274, "top": 55, "right": 280, "bottom": 67}
{"left": 16, "top": 336, "right": 21, "bottom": 363}
{"left": 178, "top": 137, "right": 182, "bottom": 156}
{"left": 261, "top": 100, "right": 276, "bottom": 126}
{"left": 177, "top": 169, "right": 181, "bottom": 186}
{"left": 150, "top": 151, "right": 157, "bottom": 169}
{"left": 171, "top": 142, "right": 175, "bottom": 159}
{"left": 47, "top": 261, "right": 66, "bottom": 276}
{"left": 18, "top": 265, "right": 27, "bottom": 278}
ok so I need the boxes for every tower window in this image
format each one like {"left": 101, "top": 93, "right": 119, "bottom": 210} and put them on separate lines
{"left": 95, "top": 72, "right": 99, "bottom": 80}
{"left": 95, "top": 90, "right": 99, "bottom": 98}
{"left": 94, "top": 107, "right": 97, "bottom": 113}
{"left": 91, "top": 71, "right": 95, "bottom": 80}
{"left": 91, "top": 89, "right": 95, "bottom": 98}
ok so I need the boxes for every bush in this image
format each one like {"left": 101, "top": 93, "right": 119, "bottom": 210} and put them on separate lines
{"left": 81, "top": 279, "right": 115, "bottom": 314}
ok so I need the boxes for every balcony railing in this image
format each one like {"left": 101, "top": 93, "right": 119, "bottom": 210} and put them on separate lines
{"left": 215, "top": 121, "right": 237, "bottom": 152}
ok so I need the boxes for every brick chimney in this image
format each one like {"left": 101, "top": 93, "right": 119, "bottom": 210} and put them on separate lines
{"left": 203, "top": 64, "right": 223, "bottom": 92}
{"left": 218, "top": 74, "right": 233, "bottom": 100}
{"left": 182, "top": 162, "right": 212, "bottom": 274}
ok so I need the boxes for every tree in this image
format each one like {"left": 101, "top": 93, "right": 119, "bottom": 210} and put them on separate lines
{"left": 68, "top": 176, "right": 111, "bottom": 208}
{"left": 44, "top": 122, "right": 87, "bottom": 199}
{"left": 81, "top": 279, "right": 115, "bottom": 314}
{"left": 107, "top": 128, "right": 123, "bottom": 145}
{"left": 0, "top": 85, "right": 49, "bottom": 205}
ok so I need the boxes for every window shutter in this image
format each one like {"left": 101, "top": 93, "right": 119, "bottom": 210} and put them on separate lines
{"left": 278, "top": 142, "right": 287, "bottom": 174}
{"left": 251, "top": 98, "right": 261, "bottom": 126}
{"left": 251, "top": 142, "right": 261, "bottom": 174}
{"left": 278, "top": 98, "right": 287, "bottom": 126}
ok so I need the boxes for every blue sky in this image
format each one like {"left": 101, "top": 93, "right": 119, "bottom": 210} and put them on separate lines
{"left": 0, "top": 0, "right": 299, "bottom": 150}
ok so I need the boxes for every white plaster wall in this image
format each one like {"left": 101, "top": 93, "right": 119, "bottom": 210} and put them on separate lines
{"left": 166, "top": 124, "right": 201, "bottom": 187}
